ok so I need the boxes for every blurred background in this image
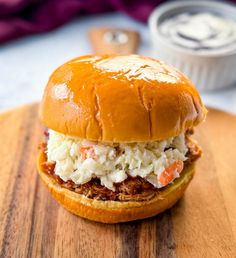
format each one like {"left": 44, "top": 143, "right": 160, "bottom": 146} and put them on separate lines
{"left": 0, "top": 0, "right": 236, "bottom": 113}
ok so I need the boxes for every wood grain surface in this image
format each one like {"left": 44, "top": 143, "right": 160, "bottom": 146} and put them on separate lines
{"left": 0, "top": 103, "right": 236, "bottom": 258}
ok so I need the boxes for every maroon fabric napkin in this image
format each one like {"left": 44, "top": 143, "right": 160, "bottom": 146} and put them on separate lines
{"left": 0, "top": 0, "right": 163, "bottom": 43}
{"left": 1, "top": 0, "right": 235, "bottom": 44}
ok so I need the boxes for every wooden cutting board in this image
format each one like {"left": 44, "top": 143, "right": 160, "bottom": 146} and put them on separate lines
{"left": 0, "top": 103, "right": 235, "bottom": 258}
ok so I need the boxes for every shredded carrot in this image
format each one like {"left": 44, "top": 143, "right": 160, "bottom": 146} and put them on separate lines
{"left": 79, "top": 146, "right": 96, "bottom": 160}
{"left": 159, "top": 160, "right": 184, "bottom": 187}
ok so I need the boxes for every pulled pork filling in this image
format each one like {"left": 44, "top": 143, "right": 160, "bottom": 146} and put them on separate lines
{"left": 40, "top": 130, "right": 201, "bottom": 201}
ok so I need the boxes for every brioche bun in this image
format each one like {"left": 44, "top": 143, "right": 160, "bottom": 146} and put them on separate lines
{"left": 37, "top": 148, "right": 195, "bottom": 223}
{"left": 39, "top": 55, "right": 206, "bottom": 142}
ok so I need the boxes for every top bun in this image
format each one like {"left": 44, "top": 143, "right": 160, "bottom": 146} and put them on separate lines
{"left": 40, "top": 55, "right": 206, "bottom": 142}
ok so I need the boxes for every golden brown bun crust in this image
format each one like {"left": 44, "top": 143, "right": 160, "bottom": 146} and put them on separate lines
{"left": 37, "top": 148, "right": 195, "bottom": 223}
{"left": 39, "top": 55, "right": 207, "bottom": 142}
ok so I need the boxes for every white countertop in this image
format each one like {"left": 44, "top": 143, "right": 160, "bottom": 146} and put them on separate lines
{"left": 0, "top": 13, "right": 236, "bottom": 114}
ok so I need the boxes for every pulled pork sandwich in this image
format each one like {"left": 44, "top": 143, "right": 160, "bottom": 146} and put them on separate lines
{"left": 37, "top": 55, "right": 207, "bottom": 223}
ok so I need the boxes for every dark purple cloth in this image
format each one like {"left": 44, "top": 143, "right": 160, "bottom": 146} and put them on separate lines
{"left": 0, "top": 0, "right": 162, "bottom": 43}
{"left": 1, "top": 0, "right": 235, "bottom": 44}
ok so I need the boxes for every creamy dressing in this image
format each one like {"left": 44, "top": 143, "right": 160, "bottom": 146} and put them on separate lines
{"left": 47, "top": 130, "right": 188, "bottom": 191}
{"left": 159, "top": 12, "right": 236, "bottom": 54}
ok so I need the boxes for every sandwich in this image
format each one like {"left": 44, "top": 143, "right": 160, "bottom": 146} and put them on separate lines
{"left": 37, "top": 55, "right": 207, "bottom": 223}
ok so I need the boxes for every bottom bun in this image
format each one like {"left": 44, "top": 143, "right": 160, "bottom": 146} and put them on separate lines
{"left": 37, "top": 149, "right": 195, "bottom": 223}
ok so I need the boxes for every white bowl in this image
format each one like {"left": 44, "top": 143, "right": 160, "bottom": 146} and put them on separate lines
{"left": 148, "top": 1, "right": 236, "bottom": 91}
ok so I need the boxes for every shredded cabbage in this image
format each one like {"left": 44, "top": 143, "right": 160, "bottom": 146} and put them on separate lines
{"left": 47, "top": 130, "right": 188, "bottom": 191}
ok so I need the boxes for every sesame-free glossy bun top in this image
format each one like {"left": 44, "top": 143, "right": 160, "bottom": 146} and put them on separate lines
{"left": 40, "top": 55, "right": 207, "bottom": 142}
